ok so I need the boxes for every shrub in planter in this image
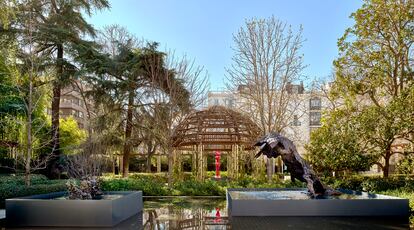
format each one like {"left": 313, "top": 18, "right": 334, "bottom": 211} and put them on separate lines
{"left": 66, "top": 176, "right": 103, "bottom": 200}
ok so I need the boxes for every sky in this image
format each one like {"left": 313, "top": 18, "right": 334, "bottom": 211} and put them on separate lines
{"left": 88, "top": 0, "right": 363, "bottom": 90}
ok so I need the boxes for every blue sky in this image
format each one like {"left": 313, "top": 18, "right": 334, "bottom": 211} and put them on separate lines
{"left": 88, "top": 0, "right": 363, "bottom": 90}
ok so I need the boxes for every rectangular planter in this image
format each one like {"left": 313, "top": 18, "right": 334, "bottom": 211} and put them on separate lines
{"left": 227, "top": 188, "right": 409, "bottom": 217}
{"left": 6, "top": 191, "right": 142, "bottom": 227}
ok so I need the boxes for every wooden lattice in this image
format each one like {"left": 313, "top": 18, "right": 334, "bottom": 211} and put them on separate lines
{"left": 172, "top": 106, "right": 261, "bottom": 151}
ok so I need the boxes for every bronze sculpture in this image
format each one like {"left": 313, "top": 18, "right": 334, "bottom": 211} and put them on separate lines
{"left": 255, "top": 132, "right": 339, "bottom": 197}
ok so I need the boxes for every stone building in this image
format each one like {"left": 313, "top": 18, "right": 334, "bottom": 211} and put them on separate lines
{"left": 206, "top": 83, "right": 325, "bottom": 155}
{"left": 48, "top": 82, "right": 93, "bottom": 129}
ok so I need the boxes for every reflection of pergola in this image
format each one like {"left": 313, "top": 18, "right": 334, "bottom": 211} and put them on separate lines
{"left": 172, "top": 106, "right": 261, "bottom": 180}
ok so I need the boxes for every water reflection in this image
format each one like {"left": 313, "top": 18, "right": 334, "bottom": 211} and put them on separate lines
{"left": 1, "top": 197, "right": 411, "bottom": 229}
{"left": 143, "top": 197, "right": 229, "bottom": 229}
{"left": 142, "top": 197, "right": 410, "bottom": 230}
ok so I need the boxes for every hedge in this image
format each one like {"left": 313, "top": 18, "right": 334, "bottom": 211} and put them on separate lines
{"left": 0, "top": 175, "right": 67, "bottom": 208}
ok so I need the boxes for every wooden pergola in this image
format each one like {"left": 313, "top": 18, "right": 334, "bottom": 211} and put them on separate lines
{"left": 171, "top": 106, "right": 262, "bottom": 180}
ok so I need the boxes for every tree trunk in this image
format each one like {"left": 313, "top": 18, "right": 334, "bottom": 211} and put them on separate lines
{"left": 383, "top": 153, "right": 391, "bottom": 178}
{"left": 48, "top": 44, "right": 63, "bottom": 179}
{"left": 167, "top": 147, "right": 173, "bottom": 186}
{"left": 25, "top": 76, "right": 33, "bottom": 187}
{"left": 266, "top": 157, "right": 274, "bottom": 182}
{"left": 146, "top": 157, "right": 152, "bottom": 173}
{"left": 146, "top": 144, "right": 153, "bottom": 173}
{"left": 157, "top": 155, "right": 161, "bottom": 173}
{"left": 122, "top": 90, "right": 134, "bottom": 178}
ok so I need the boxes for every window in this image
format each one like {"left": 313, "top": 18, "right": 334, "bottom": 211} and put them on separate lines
{"left": 291, "top": 115, "right": 301, "bottom": 126}
{"left": 228, "top": 99, "right": 234, "bottom": 107}
{"left": 309, "top": 112, "right": 321, "bottom": 126}
{"left": 214, "top": 99, "right": 219, "bottom": 105}
{"left": 72, "top": 98, "right": 80, "bottom": 106}
{"left": 310, "top": 97, "right": 321, "bottom": 110}
{"left": 62, "top": 97, "right": 71, "bottom": 103}
{"left": 79, "top": 111, "right": 84, "bottom": 118}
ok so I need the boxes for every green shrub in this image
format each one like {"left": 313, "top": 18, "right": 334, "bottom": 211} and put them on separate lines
{"left": 361, "top": 177, "right": 406, "bottom": 192}
{"left": 128, "top": 173, "right": 167, "bottom": 183}
{"left": 172, "top": 179, "right": 225, "bottom": 196}
{"left": 101, "top": 178, "right": 169, "bottom": 196}
{"left": 0, "top": 179, "right": 66, "bottom": 208}
{"left": 0, "top": 174, "right": 49, "bottom": 186}
{"left": 328, "top": 176, "right": 365, "bottom": 191}
{"left": 206, "top": 171, "right": 228, "bottom": 178}
{"left": 325, "top": 175, "right": 409, "bottom": 192}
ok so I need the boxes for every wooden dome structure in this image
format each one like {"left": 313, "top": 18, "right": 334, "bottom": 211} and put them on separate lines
{"left": 172, "top": 106, "right": 260, "bottom": 151}
{"left": 171, "top": 106, "right": 261, "bottom": 180}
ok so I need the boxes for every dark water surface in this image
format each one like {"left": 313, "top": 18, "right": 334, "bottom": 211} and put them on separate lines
{"left": 1, "top": 197, "right": 411, "bottom": 229}
{"left": 141, "top": 197, "right": 410, "bottom": 230}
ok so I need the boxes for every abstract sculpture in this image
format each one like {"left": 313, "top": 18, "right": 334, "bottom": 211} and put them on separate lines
{"left": 255, "top": 132, "right": 338, "bottom": 197}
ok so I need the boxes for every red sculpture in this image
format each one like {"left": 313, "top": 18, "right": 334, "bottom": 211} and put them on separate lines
{"left": 214, "top": 207, "right": 221, "bottom": 223}
{"left": 215, "top": 151, "right": 221, "bottom": 179}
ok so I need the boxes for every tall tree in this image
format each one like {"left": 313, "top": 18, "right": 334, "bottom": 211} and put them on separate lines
{"left": 145, "top": 52, "right": 208, "bottom": 185}
{"left": 2, "top": 0, "right": 109, "bottom": 178}
{"left": 0, "top": 12, "right": 54, "bottom": 185}
{"left": 81, "top": 25, "right": 192, "bottom": 177}
{"left": 306, "top": 108, "right": 374, "bottom": 175}
{"left": 333, "top": 0, "right": 414, "bottom": 177}
{"left": 226, "top": 16, "right": 306, "bottom": 181}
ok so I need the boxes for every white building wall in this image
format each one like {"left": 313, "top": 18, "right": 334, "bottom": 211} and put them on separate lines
{"left": 207, "top": 88, "right": 327, "bottom": 156}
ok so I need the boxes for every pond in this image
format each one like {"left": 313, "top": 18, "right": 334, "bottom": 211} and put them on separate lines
{"left": 140, "top": 197, "right": 410, "bottom": 230}
{"left": 1, "top": 197, "right": 411, "bottom": 229}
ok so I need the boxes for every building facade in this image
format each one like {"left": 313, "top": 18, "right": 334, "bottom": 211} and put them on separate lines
{"left": 47, "top": 82, "right": 92, "bottom": 129}
{"left": 206, "top": 83, "right": 326, "bottom": 155}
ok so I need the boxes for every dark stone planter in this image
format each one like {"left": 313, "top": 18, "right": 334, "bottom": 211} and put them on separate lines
{"left": 6, "top": 191, "right": 142, "bottom": 227}
{"left": 227, "top": 188, "right": 409, "bottom": 217}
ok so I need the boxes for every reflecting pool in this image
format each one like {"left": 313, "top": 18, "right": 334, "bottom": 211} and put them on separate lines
{"left": 1, "top": 197, "right": 411, "bottom": 229}
{"left": 143, "top": 197, "right": 229, "bottom": 229}
{"left": 142, "top": 197, "right": 409, "bottom": 230}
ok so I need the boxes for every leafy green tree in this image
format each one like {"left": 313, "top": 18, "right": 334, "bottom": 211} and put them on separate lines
{"left": 0, "top": 45, "right": 54, "bottom": 185}
{"left": 60, "top": 117, "right": 86, "bottom": 155}
{"left": 397, "top": 154, "right": 414, "bottom": 175}
{"left": 352, "top": 103, "right": 411, "bottom": 177}
{"left": 0, "top": 53, "right": 25, "bottom": 124}
{"left": 334, "top": 0, "right": 413, "bottom": 100}
{"left": 306, "top": 109, "right": 373, "bottom": 174}
{"left": 333, "top": 0, "right": 414, "bottom": 177}
{"left": 0, "top": 0, "right": 16, "bottom": 29}
{"left": 80, "top": 25, "right": 190, "bottom": 178}
{"left": 0, "top": 50, "right": 24, "bottom": 168}
{"left": 2, "top": 0, "right": 109, "bottom": 178}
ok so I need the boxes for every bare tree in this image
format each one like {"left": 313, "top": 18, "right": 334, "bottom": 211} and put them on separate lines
{"left": 226, "top": 16, "right": 306, "bottom": 181}
{"left": 144, "top": 51, "right": 209, "bottom": 185}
